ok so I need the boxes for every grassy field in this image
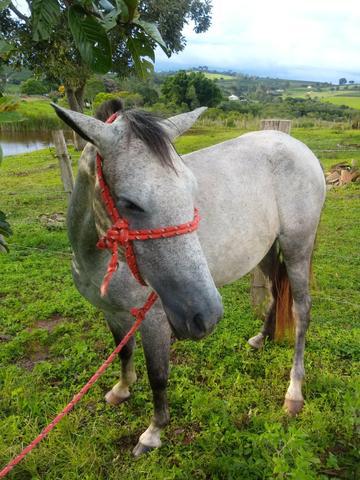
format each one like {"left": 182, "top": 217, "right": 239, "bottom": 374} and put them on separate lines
{"left": 189, "top": 72, "right": 236, "bottom": 81}
{"left": 322, "top": 96, "right": 360, "bottom": 110}
{"left": 0, "top": 97, "right": 62, "bottom": 131}
{"left": 0, "top": 125, "right": 359, "bottom": 479}
{"left": 285, "top": 87, "right": 360, "bottom": 111}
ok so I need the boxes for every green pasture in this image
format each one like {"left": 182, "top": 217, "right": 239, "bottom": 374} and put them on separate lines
{"left": 0, "top": 125, "right": 359, "bottom": 479}
{"left": 285, "top": 87, "right": 360, "bottom": 111}
{"left": 194, "top": 72, "right": 236, "bottom": 81}
{"left": 323, "top": 96, "right": 360, "bottom": 110}
{"left": 0, "top": 97, "right": 61, "bottom": 131}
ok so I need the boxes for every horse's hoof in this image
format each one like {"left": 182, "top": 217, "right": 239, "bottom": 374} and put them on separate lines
{"left": 132, "top": 441, "right": 156, "bottom": 457}
{"left": 283, "top": 398, "right": 304, "bottom": 416}
{"left": 105, "top": 389, "right": 130, "bottom": 406}
{"left": 248, "top": 333, "right": 264, "bottom": 349}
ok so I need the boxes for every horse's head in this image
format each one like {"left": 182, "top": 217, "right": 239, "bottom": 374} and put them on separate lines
{"left": 52, "top": 103, "right": 223, "bottom": 340}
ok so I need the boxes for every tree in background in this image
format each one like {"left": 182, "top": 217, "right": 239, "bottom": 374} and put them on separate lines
{"left": 20, "top": 77, "right": 47, "bottom": 95}
{"left": 162, "top": 71, "right": 222, "bottom": 109}
{"left": 339, "top": 78, "right": 347, "bottom": 86}
{"left": 0, "top": 0, "right": 212, "bottom": 113}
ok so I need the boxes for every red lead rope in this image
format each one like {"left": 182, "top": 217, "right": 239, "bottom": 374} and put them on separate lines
{"left": 0, "top": 112, "right": 200, "bottom": 478}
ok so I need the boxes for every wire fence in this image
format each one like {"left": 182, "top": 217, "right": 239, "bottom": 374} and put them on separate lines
{"left": 5, "top": 244, "right": 360, "bottom": 309}
{"left": 4, "top": 189, "right": 67, "bottom": 196}
{"left": 7, "top": 243, "right": 72, "bottom": 258}
{"left": 2, "top": 141, "right": 359, "bottom": 310}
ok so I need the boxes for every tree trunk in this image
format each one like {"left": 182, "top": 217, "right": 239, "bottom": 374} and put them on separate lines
{"left": 65, "top": 85, "right": 87, "bottom": 151}
{"left": 75, "top": 85, "right": 85, "bottom": 112}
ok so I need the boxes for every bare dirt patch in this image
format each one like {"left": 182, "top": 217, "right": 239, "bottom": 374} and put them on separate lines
{"left": 27, "top": 313, "right": 65, "bottom": 333}
{"left": 38, "top": 212, "right": 66, "bottom": 230}
{"left": 19, "top": 345, "right": 50, "bottom": 371}
{"left": 0, "top": 334, "right": 13, "bottom": 342}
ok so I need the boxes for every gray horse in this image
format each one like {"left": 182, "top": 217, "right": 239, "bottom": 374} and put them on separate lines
{"left": 53, "top": 101, "right": 325, "bottom": 456}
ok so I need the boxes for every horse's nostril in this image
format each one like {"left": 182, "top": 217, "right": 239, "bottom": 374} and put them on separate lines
{"left": 192, "top": 313, "right": 207, "bottom": 336}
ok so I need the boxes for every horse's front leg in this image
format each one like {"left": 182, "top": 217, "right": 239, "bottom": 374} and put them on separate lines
{"left": 104, "top": 311, "right": 137, "bottom": 405}
{"left": 133, "top": 307, "right": 171, "bottom": 457}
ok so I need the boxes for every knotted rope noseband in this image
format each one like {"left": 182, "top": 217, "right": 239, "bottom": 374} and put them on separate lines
{"left": 96, "top": 112, "right": 200, "bottom": 298}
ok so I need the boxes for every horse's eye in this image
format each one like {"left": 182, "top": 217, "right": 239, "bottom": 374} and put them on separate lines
{"left": 124, "top": 200, "right": 145, "bottom": 213}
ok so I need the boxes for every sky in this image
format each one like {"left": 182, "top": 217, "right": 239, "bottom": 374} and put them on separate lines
{"left": 155, "top": 0, "right": 360, "bottom": 83}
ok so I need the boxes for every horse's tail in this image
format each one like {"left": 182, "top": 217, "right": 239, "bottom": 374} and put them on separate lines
{"left": 270, "top": 248, "right": 295, "bottom": 341}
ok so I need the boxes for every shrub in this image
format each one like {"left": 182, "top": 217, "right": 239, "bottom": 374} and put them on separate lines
{"left": 20, "top": 78, "right": 48, "bottom": 95}
{"left": 148, "top": 101, "right": 186, "bottom": 117}
{"left": 93, "top": 92, "right": 119, "bottom": 112}
{"left": 0, "top": 96, "right": 20, "bottom": 112}
{"left": 48, "top": 91, "right": 61, "bottom": 104}
{"left": 93, "top": 91, "right": 144, "bottom": 112}
{"left": 85, "top": 76, "right": 105, "bottom": 103}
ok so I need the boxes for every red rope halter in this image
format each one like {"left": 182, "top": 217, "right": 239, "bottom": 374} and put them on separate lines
{"left": 0, "top": 112, "right": 200, "bottom": 478}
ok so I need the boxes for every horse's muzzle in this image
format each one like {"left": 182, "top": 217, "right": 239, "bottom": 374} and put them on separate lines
{"left": 163, "top": 291, "right": 223, "bottom": 341}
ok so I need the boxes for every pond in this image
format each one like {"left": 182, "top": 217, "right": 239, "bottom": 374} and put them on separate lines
{"left": 0, "top": 130, "right": 72, "bottom": 157}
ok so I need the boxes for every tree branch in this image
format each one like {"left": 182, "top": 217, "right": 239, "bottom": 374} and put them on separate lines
{"left": 9, "top": 2, "right": 29, "bottom": 22}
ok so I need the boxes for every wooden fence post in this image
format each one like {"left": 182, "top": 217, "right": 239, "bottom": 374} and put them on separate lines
{"left": 260, "top": 119, "right": 292, "bottom": 134}
{"left": 52, "top": 130, "right": 74, "bottom": 197}
{"left": 250, "top": 118, "right": 292, "bottom": 317}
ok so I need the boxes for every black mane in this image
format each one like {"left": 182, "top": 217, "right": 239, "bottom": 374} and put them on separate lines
{"left": 95, "top": 99, "right": 174, "bottom": 169}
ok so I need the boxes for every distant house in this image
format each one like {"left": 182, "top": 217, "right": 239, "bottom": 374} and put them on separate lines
{"left": 228, "top": 94, "right": 239, "bottom": 101}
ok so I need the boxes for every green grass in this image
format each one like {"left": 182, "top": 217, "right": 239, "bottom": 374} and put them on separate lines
{"left": 175, "top": 127, "right": 249, "bottom": 154}
{"left": 192, "top": 72, "right": 236, "bottom": 81}
{"left": 0, "top": 97, "right": 62, "bottom": 131}
{"left": 0, "top": 126, "right": 359, "bottom": 479}
{"left": 323, "top": 96, "right": 360, "bottom": 110}
{"left": 285, "top": 88, "right": 360, "bottom": 111}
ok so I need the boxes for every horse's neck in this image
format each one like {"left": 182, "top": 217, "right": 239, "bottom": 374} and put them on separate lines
{"left": 81, "top": 144, "right": 113, "bottom": 236}
{"left": 93, "top": 179, "right": 113, "bottom": 238}
{"left": 68, "top": 145, "right": 112, "bottom": 250}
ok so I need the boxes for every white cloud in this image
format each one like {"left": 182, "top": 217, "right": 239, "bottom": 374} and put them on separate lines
{"left": 155, "top": 0, "right": 360, "bottom": 82}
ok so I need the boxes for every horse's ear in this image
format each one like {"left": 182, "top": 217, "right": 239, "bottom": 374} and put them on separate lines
{"left": 51, "top": 103, "right": 112, "bottom": 146}
{"left": 163, "top": 107, "right": 207, "bottom": 140}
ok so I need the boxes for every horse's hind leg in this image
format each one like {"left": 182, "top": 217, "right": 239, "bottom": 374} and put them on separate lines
{"left": 281, "top": 247, "right": 313, "bottom": 416}
{"left": 104, "top": 312, "right": 137, "bottom": 405}
{"left": 248, "top": 245, "right": 276, "bottom": 349}
{"left": 133, "top": 308, "right": 171, "bottom": 457}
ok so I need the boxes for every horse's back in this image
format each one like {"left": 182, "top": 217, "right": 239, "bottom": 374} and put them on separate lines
{"left": 241, "top": 130, "right": 326, "bottom": 240}
{"left": 183, "top": 130, "right": 325, "bottom": 285}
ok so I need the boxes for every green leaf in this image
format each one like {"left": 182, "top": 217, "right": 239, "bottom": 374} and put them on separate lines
{"left": 32, "top": 0, "right": 61, "bottom": 41}
{"left": 115, "top": 0, "right": 129, "bottom": 21}
{"left": 129, "top": 34, "right": 155, "bottom": 61}
{"left": 68, "top": 5, "right": 112, "bottom": 74}
{"left": 123, "top": 0, "right": 137, "bottom": 20}
{"left": 0, "top": 39, "right": 12, "bottom": 56}
{"left": 0, "top": 0, "right": 11, "bottom": 11}
{"left": 94, "top": 0, "right": 127, "bottom": 30}
{"left": 127, "top": 37, "right": 154, "bottom": 78}
{"left": 133, "top": 18, "right": 169, "bottom": 55}
{"left": 101, "top": 8, "right": 119, "bottom": 31}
